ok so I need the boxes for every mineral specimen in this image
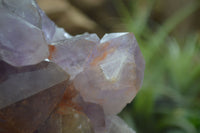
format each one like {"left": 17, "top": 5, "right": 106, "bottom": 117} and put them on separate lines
{"left": 0, "top": 0, "right": 145, "bottom": 133}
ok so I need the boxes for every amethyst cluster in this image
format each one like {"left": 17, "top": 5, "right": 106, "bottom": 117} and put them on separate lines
{"left": 0, "top": 0, "right": 145, "bottom": 133}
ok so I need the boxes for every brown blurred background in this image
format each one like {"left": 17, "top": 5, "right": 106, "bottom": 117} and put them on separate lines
{"left": 37, "top": 0, "right": 200, "bottom": 37}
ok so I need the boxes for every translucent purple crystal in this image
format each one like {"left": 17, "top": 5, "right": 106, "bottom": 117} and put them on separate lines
{"left": 0, "top": 0, "right": 56, "bottom": 66}
{"left": 74, "top": 33, "right": 145, "bottom": 115}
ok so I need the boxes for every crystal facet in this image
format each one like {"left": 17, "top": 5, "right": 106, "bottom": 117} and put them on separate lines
{"left": 106, "top": 116, "right": 136, "bottom": 133}
{"left": 50, "top": 33, "right": 100, "bottom": 80}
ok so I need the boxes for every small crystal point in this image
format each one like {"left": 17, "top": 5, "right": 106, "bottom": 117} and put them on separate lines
{"left": 50, "top": 33, "right": 100, "bottom": 80}
{"left": 51, "top": 27, "right": 72, "bottom": 43}
{"left": 35, "top": 2, "right": 56, "bottom": 43}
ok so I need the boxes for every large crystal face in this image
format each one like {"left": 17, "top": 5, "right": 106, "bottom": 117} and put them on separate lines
{"left": 0, "top": 61, "right": 69, "bottom": 109}
{"left": 0, "top": 79, "right": 67, "bottom": 133}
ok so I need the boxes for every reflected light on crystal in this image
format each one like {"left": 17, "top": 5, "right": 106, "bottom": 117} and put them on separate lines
{"left": 100, "top": 50, "right": 127, "bottom": 81}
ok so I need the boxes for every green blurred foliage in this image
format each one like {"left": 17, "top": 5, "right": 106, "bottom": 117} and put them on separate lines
{"left": 116, "top": 0, "right": 200, "bottom": 133}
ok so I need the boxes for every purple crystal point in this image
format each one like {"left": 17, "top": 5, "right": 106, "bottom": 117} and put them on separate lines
{"left": 0, "top": 0, "right": 56, "bottom": 66}
{"left": 74, "top": 32, "right": 145, "bottom": 115}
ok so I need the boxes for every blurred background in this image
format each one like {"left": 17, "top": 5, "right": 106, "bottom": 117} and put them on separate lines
{"left": 37, "top": 0, "right": 200, "bottom": 133}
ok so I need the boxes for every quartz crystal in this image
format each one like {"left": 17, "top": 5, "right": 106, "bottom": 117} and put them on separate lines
{"left": 0, "top": 0, "right": 145, "bottom": 133}
{"left": 74, "top": 33, "right": 145, "bottom": 115}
